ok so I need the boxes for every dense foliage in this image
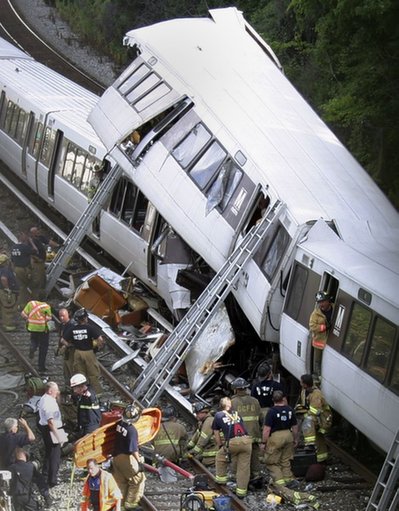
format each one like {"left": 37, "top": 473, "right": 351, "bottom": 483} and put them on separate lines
{"left": 52, "top": 0, "right": 399, "bottom": 207}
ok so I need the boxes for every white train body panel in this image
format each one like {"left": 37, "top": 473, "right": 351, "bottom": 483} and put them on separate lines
{"left": 0, "top": 7, "right": 398, "bottom": 453}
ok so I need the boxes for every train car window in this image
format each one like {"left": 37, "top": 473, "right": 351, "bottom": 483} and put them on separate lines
{"left": 365, "top": 317, "right": 396, "bottom": 383}
{"left": 63, "top": 142, "right": 77, "bottom": 182}
{"left": 110, "top": 179, "right": 126, "bottom": 216}
{"left": 390, "top": 345, "right": 399, "bottom": 395}
{"left": 342, "top": 303, "right": 372, "bottom": 365}
{"left": 121, "top": 182, "right": 136, "bottom": 225}
{"left": 126, "top": 73, "right": 160, "bottom": 104}
{"left": 284, "top": 263, "right": 308, "bottom": 320}
{"left": 31, "top": 122, "right": 44, "bottom": 158}
{"left": 4, "top": 100, "right": 15, "bottom": 134}
{"left": 190, "top": 141, "right": 226, "bottom": 190}
{"left": 131, "top": 190, "right": 149, "bottom": 233}
{"left": 15, "top": 110, "right": 28, "bottom": 145}
{"left": 261, "top": 224, "right": 290, "bottom": 281}
{"left": 73, "top": 149, "right": 86, "bottom": 188}
{"left": 40, "top": 127, "right": 56, "bottom": 167}
{"left": 172, "top": 123, "right": 211, "bottom": 168}
{"left": 134, "top": 83, "right": 172, "bottom": 112}
{"left": 206, "top": 159, "right": 243, "bottom": 214}
{"left": 81, "top": 157, "right": 98, "bottom": 195}
{"left": 118, "top": 63, "right": 151, "bottom": 95}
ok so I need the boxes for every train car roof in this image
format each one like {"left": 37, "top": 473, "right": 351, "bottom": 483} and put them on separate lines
{"left": 0, "top": 37, "right": 102, "bottom": 146}
{"left": 124, "top": 8, "right": 399, "bottom": 237}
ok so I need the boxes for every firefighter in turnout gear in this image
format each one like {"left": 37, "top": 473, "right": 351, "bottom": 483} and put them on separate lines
{"left": 297, "top": 374, "right": 331, "bottom": 463}
{"left": 212, "top": 397, "right": 252, "bottom": 499}
{"left": 0, "top": 253, "right": 18, "bottom": 332}
{"left": 70, "top": 373, "right": 102, "bottom": 437}
{"left": 112, "top": 404, "right": 145, "bottom": 510}
{"left": 186, "top": 402, "right": 218, "bottom": 466}
{"left": 261, "top": 390, "right": 299, "bottom": 487}
{"left": 231, "top": 377, "right": 262, "bottom": 480}
{"left": 251, "top": 363, "right": 285, "bottom": 422}
{"left": 152, "top": 406, "right": 187, "bottom": 463}
{"left": 309, "top": 291, "right": 334, "bottom": 375}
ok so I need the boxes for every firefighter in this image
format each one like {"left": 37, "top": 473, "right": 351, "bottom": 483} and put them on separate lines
{"left": 70, "top": 373, "right": 102, "bottom": 437}
{"left": 309, "top": 291, "right": 334, "bottom": 375}
{"left": 0, "top": 253, "right": 18, "bottom": 331}
{"left": 212, "top": 397, "right": 252, "bottom": 499}
{"left": 57, "top": 308, "right": 75, "bottom": 388}
{"left": 251, "top": 363, "right": 285, "bottom": 422}
{"left": 10, "top": 231, "right": 37, "bottom": 309}
{"left": 61, "top": 308, "right": 104, "bottom": 395}
{"left": 231, "top": 377, "right": 262, "bottom": 481}
{"left": 297, "top": 374, "right": 331, "bottom": 463}
{"left": 186, "top": 402, "right": 218, "bottom": 466}
{"left": 152, "top": 405, "right": 187, "bottom": 463}
{"left": 112, "top": 404, "right": 145, "bottom": 510}
{"left": 261, "top": 390, "right": 299, "bottom": 487}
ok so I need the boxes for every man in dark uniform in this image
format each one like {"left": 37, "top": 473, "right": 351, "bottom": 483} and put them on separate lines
{"left": 28, "top": 226, "right": 48, "bottom": 299}
{"left": 57, "top": 308, "right": 75, "bottom": 388}
{"left": 10, "top": 231, "right": 37, "bottom": 309}
{"left": 70, "top": 373, "right": 101, "bottom": 437}
{"left": 61, "top": 308, "right": 104, "bottom": 395}
{"left": 0, "top": 418, "right": 35, "bottom": 469}
{"left": 212, "top": 396, "right": 252, "bottom": 499}
{"left": 112, "top": 404, "right": 145, "bottom": 511}
{"left": 9, "top": 448, "right": 52, "bottom": 510}
{"left": 261, "top": 390, "right": 299, "bottom": 487}
{"left": 251, "top": 363, "right": 285, "bottom": 421}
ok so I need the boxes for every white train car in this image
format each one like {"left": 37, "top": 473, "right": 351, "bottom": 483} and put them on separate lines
{"left": 0, "top": 6, "right": 398, "bottom": 453}
{"left": 88, "top": 8, "right": 399, "bottom": 451}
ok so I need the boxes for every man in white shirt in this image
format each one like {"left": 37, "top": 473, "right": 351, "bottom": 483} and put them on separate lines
{"left": 37, "top": 381, "right": 63, "bottom": 487}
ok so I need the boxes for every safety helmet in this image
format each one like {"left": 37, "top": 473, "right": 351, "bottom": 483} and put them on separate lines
{"left": 315, "top": 291, "right": 331, "bottom": 303}
{"left": 231, "top": 377, "right": 250, "bottom": 390}
{"left": 192, "top": 402, "right": 211, "bottom": 414}
{"left": 70, "top": 373, "right": 87, "bottom": 387}
{"left": 74, "top": 308, "right": 88, "bottom": 321}
{"left": 123, "top": 404, "right": 140, "bottom": 423}
{"left": 0, "top": 254, "right": 9, "bottom": 266}
{"left": 162, "top": 405, "right": 176, "bottom": 420}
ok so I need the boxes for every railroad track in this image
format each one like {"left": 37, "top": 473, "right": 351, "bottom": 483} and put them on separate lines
{"left": 0, "top": 0, "right": 105, "bottom": 94}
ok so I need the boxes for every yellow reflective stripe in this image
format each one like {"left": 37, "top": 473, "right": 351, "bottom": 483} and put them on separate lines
{"left": 215, "top": 475, "right": 228, "bottom": 484}
{"left": 199, "top": 431, "right": 209, "bottom": 439}
{"left": 202, "top": 451, "right": 218, "bottom": 457}
{"left": 153, "top": 439, "right": 179, "bottom": 446}
{"left": 79, "top": 404, "right": 100, "bottom": 410}
{"left": 275, "top": 479, "right": 285, "bottom": 485}
{"left": 304, "top": 436, "right": 316, "bottom": 443}
{"left": 241, "top": 416, "right": 258, "bottom": 421}
{"left": 317, "top": 452, "right": 328, "bottom": 462}
{"left": 236, "top": 488, "right": 247, "bottom": 497}
{"left": 309, "top": 406, "right": 319, "bottom": 415}
{"left": 293, "top": 492, "right": 302, "bottom": 504}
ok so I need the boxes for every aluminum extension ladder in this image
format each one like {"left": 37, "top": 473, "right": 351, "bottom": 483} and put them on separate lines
{"left": 366, "top": 428, "right": 399, "bottom": 511}
{"left": 132, "top": 199, "right": 284, "bottom": 407}
{"left": 45, "top": 164, "right": 124, "bottom": 296}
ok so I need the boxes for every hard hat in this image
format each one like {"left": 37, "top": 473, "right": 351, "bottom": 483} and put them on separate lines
{"left": 123, "top": 404, "right": 140, "bottom": 423}
{"left": 315, "top": 291, "right": 331, "bottom": 303}
{"left": 231, "top": 377, "right": 250, "bottom": 389}
{"left": 70, "top": 373, "right": 87, "bottom": 387}
{"left": 162, "top": 405, "right": 176, "bottom": 420}
{"left": 0, "top": 254, "right": 9, "bottom": 266}
{"left": 73, "top": 308, "right": 88, "bottom": 321}
{"left": 192, "top": 402, "right": 211, "bottom": 414}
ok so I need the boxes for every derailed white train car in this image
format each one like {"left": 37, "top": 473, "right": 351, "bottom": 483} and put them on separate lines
{"left": 88, "top": 8, "right": 399, "bottom": 451}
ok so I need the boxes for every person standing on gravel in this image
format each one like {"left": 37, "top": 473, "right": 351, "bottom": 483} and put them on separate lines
{"left": 21, "top": 299, "right": 52, "bottom": 374}
{"left": 37, "top": 381, "right": 64, "bottom": 488}
{"left": 0, "top": 253, "right": 19, "bottom": 331}
{"left": 10, "top": 231, "right": 37, "bottom": 309}
{"left": 112, "top": 405, "right": 145, "bottom": 511}
{"left": 61, "top": 308, "right": 104, "bottom": 396}
{"left": 57, "top": 307, "right": 75, "bottom": 388}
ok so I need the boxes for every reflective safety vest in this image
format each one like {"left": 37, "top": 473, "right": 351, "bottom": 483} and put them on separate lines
{"left": 23, "top": 300, "right": 52, "bottom": 332}
{"left": 81, "top": 469, "right": 121, "bottom": 511}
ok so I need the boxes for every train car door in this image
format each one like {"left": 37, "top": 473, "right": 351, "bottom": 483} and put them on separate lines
{"left": 141, "top": 202, "right": 161, "bottom": 284}
{"left": 21, "top": 112, "right": 35, "bottom": 179}
{"left": 280, "top": 220, "right": 340, "bottom": 378}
